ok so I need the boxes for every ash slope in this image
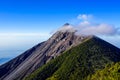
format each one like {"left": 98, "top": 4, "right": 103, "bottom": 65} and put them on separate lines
{"left": 0, "top": 31, "right": 89, "bottom": 80}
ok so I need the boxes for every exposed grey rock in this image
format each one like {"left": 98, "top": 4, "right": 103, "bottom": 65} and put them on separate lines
{"left": 0, "top": 31, "right": 90, "bottom": 80}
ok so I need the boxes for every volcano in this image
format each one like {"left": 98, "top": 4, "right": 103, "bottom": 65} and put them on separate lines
{"left": 0, "top": 24, "right": 120, "bottom": 80}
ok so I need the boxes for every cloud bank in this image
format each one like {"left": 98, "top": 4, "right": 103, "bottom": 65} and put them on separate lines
{"left": 59, "top": 14, "right": 119, "bottom": 36}
{"left": 0, "top": 33, "right": 50, "bottom": 50}
{"left": 76, "top": 21, "right": 117, "bottom": 35}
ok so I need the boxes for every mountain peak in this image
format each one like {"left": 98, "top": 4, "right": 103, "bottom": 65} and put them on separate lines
{"left": 0, "top": 23, "right": 120, "bottom": 80}
{"left": 57, "top": 23, "right": 76, "bottom": 33}
{"left": 24, "top": 34, "right": 120, "bottom": 80}
{"left": 0, "top": 27, "right": 90, "bottom": 80}
{"left": 63, "top": 23, "right": 70, "bottom": 26}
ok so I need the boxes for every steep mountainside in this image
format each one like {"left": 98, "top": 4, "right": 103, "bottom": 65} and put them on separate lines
{"left": 87, "top": 62, "right": 120, "bottom": 80}
{"left": 24, "top": 36, "right": 120, "bottom": 80}
{"left": 0, "top": 31, "right": 89, "bottom": 80}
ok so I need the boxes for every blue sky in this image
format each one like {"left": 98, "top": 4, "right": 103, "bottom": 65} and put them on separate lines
{"left": 0, "top": 0, "right": 120, "bottom": 32}
{"left": 0, "top": 0, "right": 120, "bottom": 61}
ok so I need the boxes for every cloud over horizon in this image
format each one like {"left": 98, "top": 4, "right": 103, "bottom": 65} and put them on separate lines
{"left": 59, "top": 14, "right": 119, "bottom": 36}
{"left": 76, "top": 21, "right": 117, "bottom": 35}
{"left": 0, "top": 33, "right": 50, "bottom": 50}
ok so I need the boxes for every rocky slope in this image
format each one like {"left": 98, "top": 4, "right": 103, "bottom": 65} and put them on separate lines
{"left": 24, "top": 36, "right": 120, "bottom": 80}
{"left": 0, "top": 30, "right": 90, "bottom": 80}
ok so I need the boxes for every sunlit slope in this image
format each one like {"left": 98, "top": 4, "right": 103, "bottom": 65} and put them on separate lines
{"left": 24, "top": 36, "right": 120, "bottom": 80}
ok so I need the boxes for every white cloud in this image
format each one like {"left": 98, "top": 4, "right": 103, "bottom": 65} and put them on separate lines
{"left": 75, "top": 14, "right": 118, "bottom": 36}
{"left": 0, "top": 33, "right": 49, "bottom": 37}
{"left": 57, "top": 14, "right": 120, "bottom": 48}
{"left": 58, "top": 24, "right": 76, "bottom": 32}
{"left": 76, "top": 23, "right": 116, "bottom": 35}
{"left": 79, "top": 21, "right": 90, "bottom": 27}
{"left": 77, "top": 14, "right": 93, "bottom": 20}
{"left": 59, "top": 14, "right": 119, "bottom": 36}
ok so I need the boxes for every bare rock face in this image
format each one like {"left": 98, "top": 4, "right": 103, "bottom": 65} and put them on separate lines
{"left": 0, "top": 31, "right": 90, "bottom": 80}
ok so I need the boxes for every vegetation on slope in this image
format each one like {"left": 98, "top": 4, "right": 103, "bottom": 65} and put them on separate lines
{"left": 24, "top": 37, "right": 120, "bottom": 80}
{"left": 87, "top": 62, "right": 120, "bottom": 80}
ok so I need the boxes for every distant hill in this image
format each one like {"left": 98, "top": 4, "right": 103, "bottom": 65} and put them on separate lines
{"left": 24, "top": 36, "right": 120, "bottom": 80}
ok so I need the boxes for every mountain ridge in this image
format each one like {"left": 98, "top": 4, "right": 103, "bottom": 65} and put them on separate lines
{"left": 24, "top": 36, "right": 120, "bottom": 80}
{"left": 0, "top": 31, "right": 91, "bottom": 80}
